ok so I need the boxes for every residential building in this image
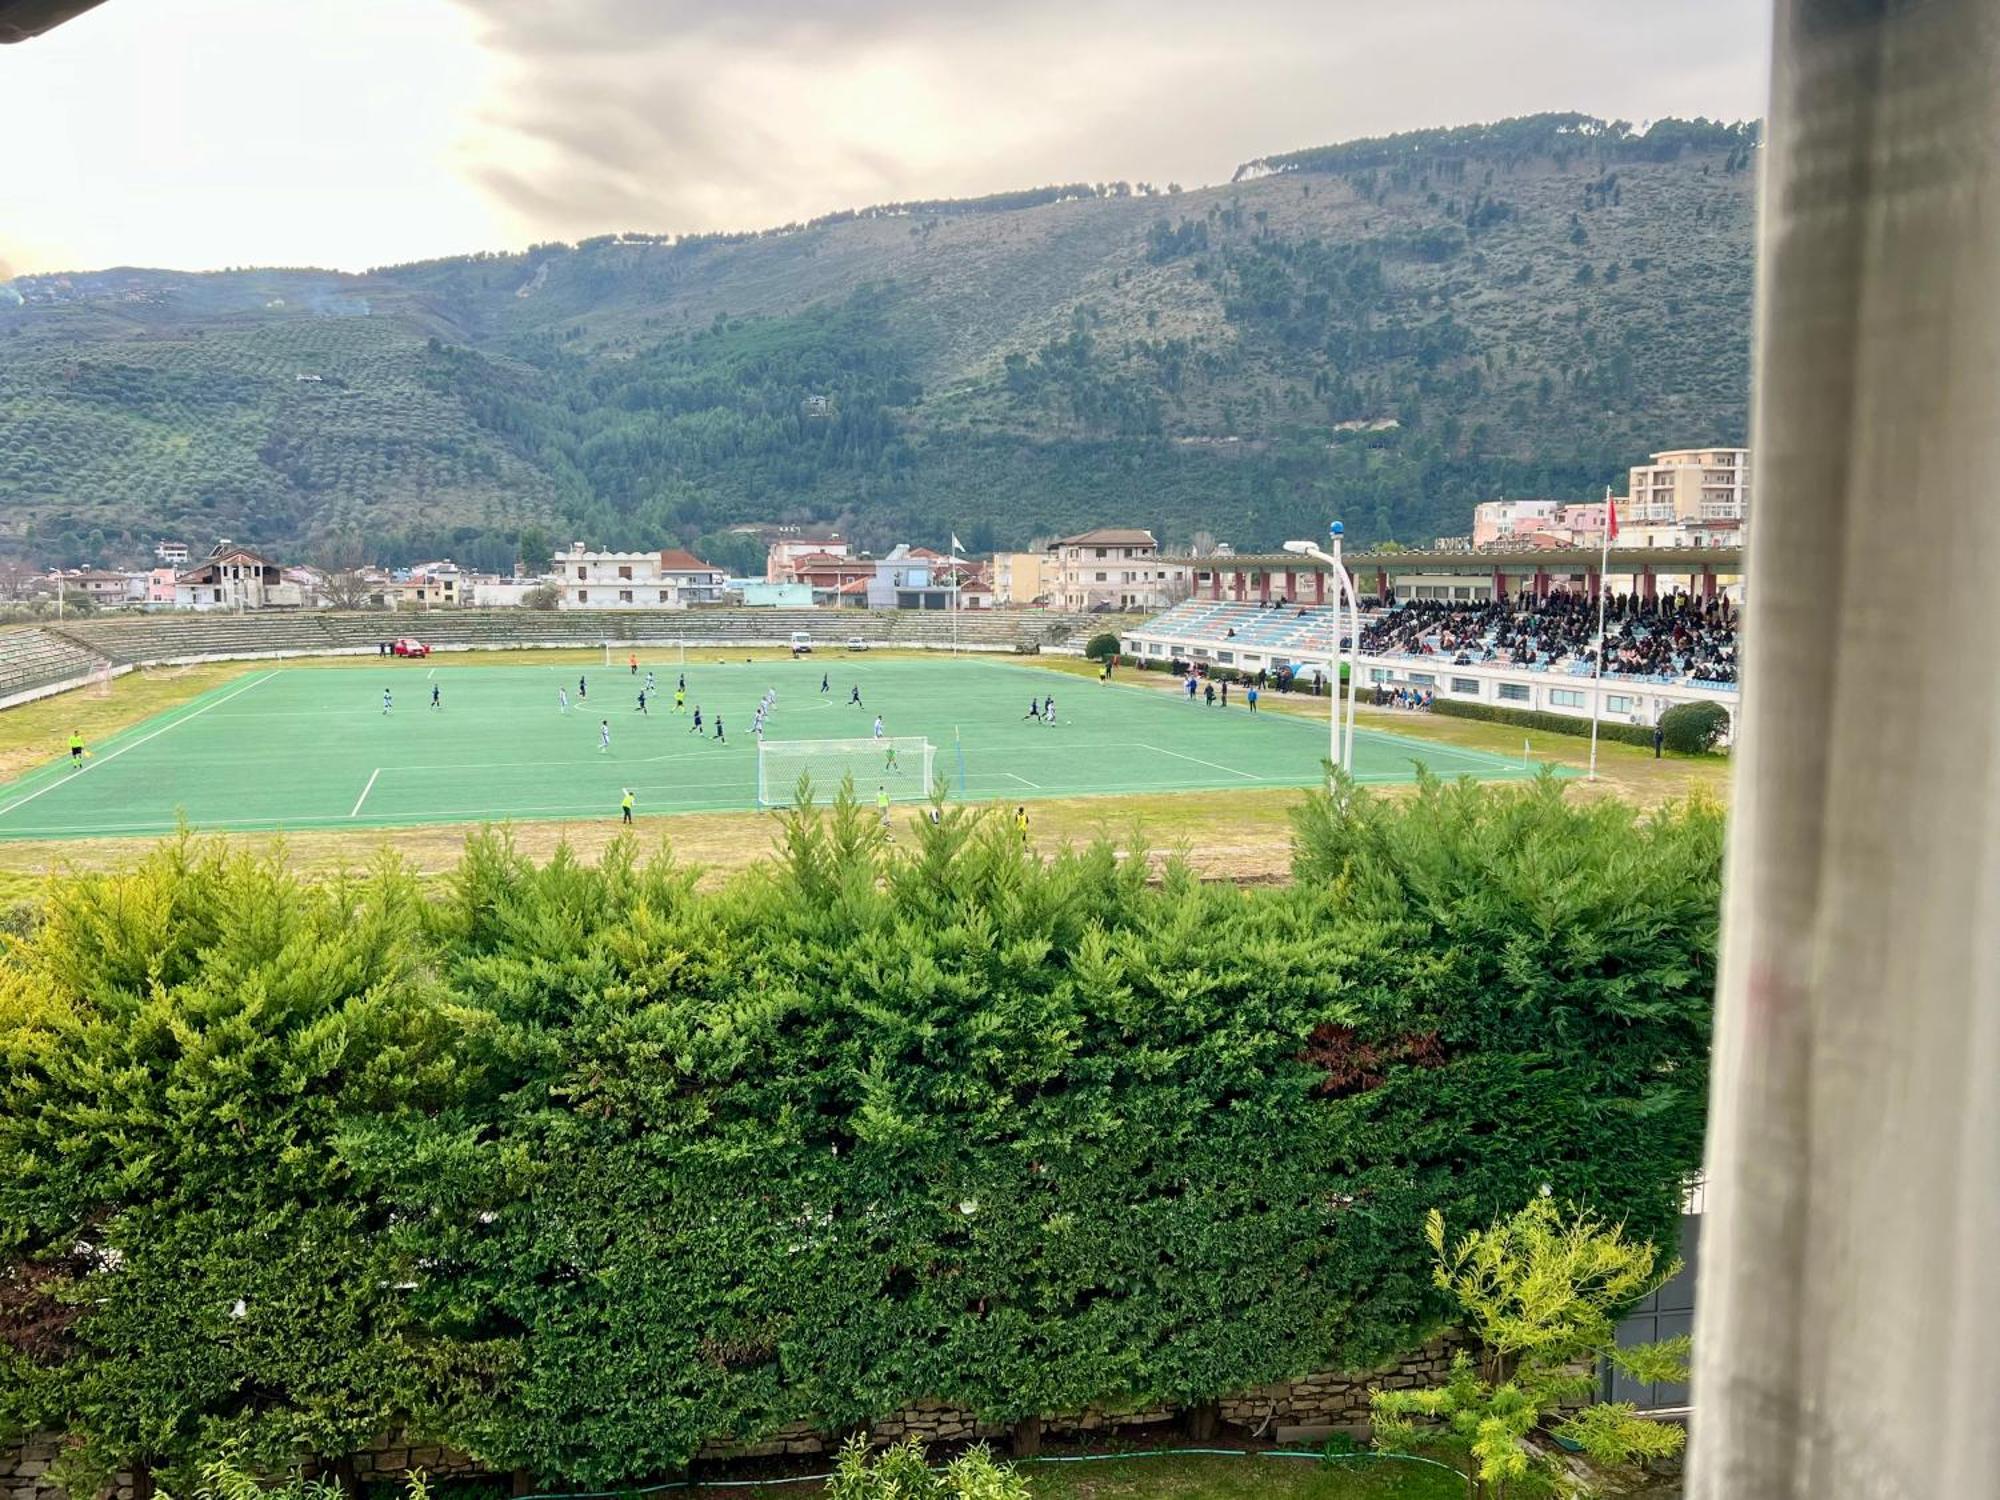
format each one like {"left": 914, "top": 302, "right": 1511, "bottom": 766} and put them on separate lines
{"left": 154, "top": 540, "right": 190, "bottom": 565}
{"left": 763, "top": 532, "right": 848, "bottom": 582}
{"left": 146, "top": 568, "right": 178, "bottom": 604}
{"left": 175, "top": 544, "right": 302, "bottom": 610}
{"left": 993, "top": 551, "right": 1058, "bottom": 606}
{"left": 52, "top": 569, "right": 142, "bottom": 606}
{"left": 1471, "top": 500, "right": 1563, "bottom": 548}
{"left": 556, "top": 544, "right": 728, "bottom": 609}
{"left": 1627, "top": 448, "right": 1752, "bottom": 525}
{"left": 1051, "top": 528, "right": 1185, "bottom": 611}
{"left": 782, "top": 550, "right": 876, "bottom": 606}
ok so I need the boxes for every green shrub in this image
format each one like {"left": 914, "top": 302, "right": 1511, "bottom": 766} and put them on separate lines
{"left": 827, "top": 1438, "right": 1029, "bottom": 1500}
{"left": 1083, "top": 632, "right": 1121, "bottom": 661}
{"left": 0, "top": 781, "right": 1721, "bottom": 1487}
{"left": 1432, "top": 695, "right": 1657, "bottom": 747}
{"left": 1659, "top": 700, "right": 1730, "bottom": 754}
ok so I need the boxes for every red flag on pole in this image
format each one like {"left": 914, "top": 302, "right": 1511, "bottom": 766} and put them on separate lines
{"left": 1607, "top": 498, "right": 1620, "bottom": 541}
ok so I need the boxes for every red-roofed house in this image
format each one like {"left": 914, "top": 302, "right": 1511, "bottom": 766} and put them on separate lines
{"left": 556, "top": 544, "right": 727, "bottom": 608}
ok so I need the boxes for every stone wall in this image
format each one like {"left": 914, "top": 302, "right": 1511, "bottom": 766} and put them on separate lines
{"left": 0, "top": 1339, "right": 1464, "bottom": 1497}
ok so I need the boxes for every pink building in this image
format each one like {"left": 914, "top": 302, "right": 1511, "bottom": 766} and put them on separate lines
{"left": 146, "top": 568, "right": 178, "bottom": 603}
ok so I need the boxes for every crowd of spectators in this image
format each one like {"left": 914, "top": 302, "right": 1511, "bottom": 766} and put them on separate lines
{"left": 1358, "top": 588, "right": 1738, "bottom": 684}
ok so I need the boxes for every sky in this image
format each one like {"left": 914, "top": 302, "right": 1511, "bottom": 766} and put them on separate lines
{"left": 0, "top": 0, "right": 1770, "bottom": 278}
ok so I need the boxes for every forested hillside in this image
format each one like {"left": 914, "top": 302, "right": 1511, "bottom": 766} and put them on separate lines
{"left": 0, "top": 113, "right": 1757, "bottom": 568}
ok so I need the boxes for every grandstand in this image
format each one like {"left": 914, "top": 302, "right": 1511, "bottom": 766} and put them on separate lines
{"left": 1123, "top": 590, "right": 1738, "bottom": 728}
{"left": 45, "top": 608, "right": 1135, "bottom": 670}
{"left": 0, "top": 628, "right": 117, "bottom": 709}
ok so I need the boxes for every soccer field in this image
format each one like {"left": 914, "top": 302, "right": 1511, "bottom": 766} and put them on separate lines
{"left": 0, "top": 656, "right": 1539, "bottom": 841}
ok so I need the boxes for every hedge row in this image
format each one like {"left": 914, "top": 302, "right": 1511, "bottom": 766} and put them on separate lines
{"left": 1432, "top": 696, "right": 1660, "bottom": 748}
{"left": 0, "top": 777, "right": 1722, "bottom": 1491}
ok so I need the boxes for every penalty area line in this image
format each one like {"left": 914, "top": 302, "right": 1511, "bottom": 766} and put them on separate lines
{"left": 350, "top": 768, "right": 381, "bottom": 818}
{"left": 1139, "top": 743, "right": 1260, "bottom": 781}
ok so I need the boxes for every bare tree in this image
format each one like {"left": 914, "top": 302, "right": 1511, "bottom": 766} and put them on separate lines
{"left": 319, "top": 571, "right": 380, "bottom": 611}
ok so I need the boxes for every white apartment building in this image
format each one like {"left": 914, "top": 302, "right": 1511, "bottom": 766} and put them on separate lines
{"left": 1051, "top": 528, "right": 1187, "bottom": 611}
{"left": 557, "top": 545, "right": 728, "bottom": 609}
{"left": 1627, "top": 448, "right": 1751, "bottom": 525}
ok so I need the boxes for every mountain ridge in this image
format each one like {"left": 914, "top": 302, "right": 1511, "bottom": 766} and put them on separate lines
{"left": 0, "top": 112, "right": 1758, "bottom": 571}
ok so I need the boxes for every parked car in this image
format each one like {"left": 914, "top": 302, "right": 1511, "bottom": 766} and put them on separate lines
{"left": 392, "top": 637, "right": 431, "bottom": 658}
{"left": 790, "top": 631, "right": 813, "bottom": 656}
{"left": 846, "top": 637, "right": 869, "bottom": 652}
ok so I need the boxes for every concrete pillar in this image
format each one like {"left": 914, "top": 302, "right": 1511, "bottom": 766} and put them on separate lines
{"left": 1492, "top": 567, "right": 1507, "bottom": 603}
{"left": 1376, "top": 567, "right": 1390, "bottom": 600}
{"left": 1588, "top": 567, "right": 1602, "bottom": 601}
{"left": 1642, "top": 566, "right": 1658, "bottom": 602}
{"left": 1702, "top": 567, "right": 1717, "bottom": 600}
{"left": 1533, "top": 568, "right": 1550, "bottom": 602}
{"left": 1258, "top": 570, "right": 1271, "bottom": 603}
{"left": 1315, "top": 570, "right": 1326, "bottom": 605}
{"left": 1210, "top": 569, "right": 1222, "bottom": 601}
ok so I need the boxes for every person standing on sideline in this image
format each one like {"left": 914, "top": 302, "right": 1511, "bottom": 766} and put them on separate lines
{"left": 620, "top": 788, "right": 635, "bottom": 825}
{"left": 877, "top": 784, "right": 892, "bottom": 829}
{"left": 68, "top": 730, "right": 84, "bottom": 769}
{"left": 1186, "top": 675, "right": 1199, "bottom": 703}
{"left": 1246, "top": 685, "right": 1260, "bottom": 713}
{"left": 1013, "top": 805, "right": 1030, "bottom": 843}
{"left": 598, "top": 719, "right": 611, "bottom": 753}
{"left": 1203, "top": 682, "right": 1215, "bottom": 708}
{"left": 1653, "top": 720, "right": 1665, "bottom": 759}
{"left": 1220, "top": 681, "right": 1229, "bottom": 708}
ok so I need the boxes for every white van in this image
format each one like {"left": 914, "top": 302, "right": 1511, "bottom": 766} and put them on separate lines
{"left": 790, "top": 631, "right": 813, "bottom": 656}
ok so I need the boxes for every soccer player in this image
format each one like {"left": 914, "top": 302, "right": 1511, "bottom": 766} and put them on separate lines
{"left": 1013, "top": 805, "right": 1030, "bottom": 842}
{"left": 578, "top": 674, "right": 587, "bottom": 701}
{"left": 382, "top": 688, "right": 393, "bottom": 715}
{"left": 431, "top": 683, "right": 441, "bottom": 711}
{"left": 849, "top": 684, "right": 863, "bottom": 707}
{"left": 884, "top": 743, "right": 900, "bottom": 773}
{"left": 876, "top": 785, "right": 892, "bottom": 828}
{"left": 674, "top": 686, "right": 686, "bottom": 713}
{"left": 646, "top": 671, "right": 656, "bottom": 694}
{"left": 820, "top": 671, "right": 830, "bottom": 694}
{"left": 635, "top": 688, "right": 649, "bottom": 715}
{"left": 68, "top": 730, "right": 84, "bottom": 769}
{"left": 599, "top": 719, "right": 612, "bottom": 752}
{"left": 1023, "top": 699, "right": 1041, "bottom": 720}
{"left": 1042, "top": 695, "right": 1054, "bottom": 724}
{"left": 713, "top": 714, "right": 725, "bottom": 743}
{"left": 752, "top": 706, "right": 765, "bottom": 740}
{"left": 621, "top": 788, "right": 635, "bottom": 825}
{"left": 873, "top": 714, "right": 885, "bottom": 740}
{"left": 690, "top": 706, "right": 703, "bottom": 734}
{"left": 559, "top": 687, "right": 570, "bottom": 714}
{"left": 629, "top": 653, "right": 638, "bottom": 676}
{"left": 677, "top": 672, "right": 686, "bottom": 693}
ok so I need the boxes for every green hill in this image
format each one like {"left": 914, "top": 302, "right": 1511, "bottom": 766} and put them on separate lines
{"left": 0, "top": 113, "right": 1757, "bottom": 568}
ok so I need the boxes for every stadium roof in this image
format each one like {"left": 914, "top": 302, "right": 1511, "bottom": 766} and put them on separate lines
{"left": 1164, "top": 544, "right": 1746, "bottom": 572}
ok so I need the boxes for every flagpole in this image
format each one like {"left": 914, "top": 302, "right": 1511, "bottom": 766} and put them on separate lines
{"left": 1588, "top": 485, "right": 1613, "bottom": 782}
{"left": 949, "top": 535, "right": 960, "bottom": 656}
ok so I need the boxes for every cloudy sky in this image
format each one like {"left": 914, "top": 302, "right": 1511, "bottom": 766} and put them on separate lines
{"left": 0, "top": 0, "right": 1769, "bottom": 277}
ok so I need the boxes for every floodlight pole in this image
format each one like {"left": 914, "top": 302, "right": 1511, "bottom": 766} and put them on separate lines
{"left": 1288, "top": 528, "right": 1359, "bottom": 775}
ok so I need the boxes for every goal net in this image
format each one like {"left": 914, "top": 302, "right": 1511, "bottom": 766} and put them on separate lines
{"left": 602, "top": 639, "right": 686, "bottom": 668}
{"left": 757, "top": 737, "right": 936, "bottom": 807}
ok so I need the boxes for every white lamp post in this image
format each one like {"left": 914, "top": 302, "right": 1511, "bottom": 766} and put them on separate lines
{"left": 1283, "top": 524, "right": 1360, "bottom": 775}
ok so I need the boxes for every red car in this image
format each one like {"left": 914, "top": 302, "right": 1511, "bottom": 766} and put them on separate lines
{"left": 392, "top": 637, "right": 431, "bottom": 658}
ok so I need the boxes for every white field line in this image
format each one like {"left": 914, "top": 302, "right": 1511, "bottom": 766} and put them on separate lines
{"left": 1138, "top": 742, "right": 1260, "bottom": 780}
{"left": 349, "top": 768, "right": 382, "bottom": 818}
{"left": 0, "top": 670, "right": 279, "bottom": 820}
{"left": 1004, "top": 772, "right": 1042, "bottom": 788}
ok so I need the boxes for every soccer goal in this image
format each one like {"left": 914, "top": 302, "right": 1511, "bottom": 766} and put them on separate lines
{"left": 757, "top": 737, "right": 936, "bottom": 807}
{"left": 603, "top": 639, "right": 686, "bottom": 668}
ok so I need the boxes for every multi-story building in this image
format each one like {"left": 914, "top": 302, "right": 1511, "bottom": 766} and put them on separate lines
{"left": 763, "top": 533, "right": 848, "bottom": 583}
{"left": 1051, "top": 528, "right": 1186, "bottom": 611}
{"left": 1627, "top": 448, "right": 1751, "bottom": 525}
{"left": 993, "top": 551, "right": 1059, "bottom": 606}
{"left": 175, "top": 544, "right": 303, "bottom": 610}
{"left": 153, "top": 540, "right": 190, "bottom": 565}
{"left": 557, "top": 545, "right": 728, "bottom": 609}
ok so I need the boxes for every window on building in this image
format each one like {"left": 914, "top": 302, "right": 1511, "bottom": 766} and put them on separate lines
{"left": 619, "top": 590, "right": 634, "bottom": 603}
{"left": 658, "top": 589, "right": 670, "bottom": 602}
{"left": 618, "top": 565, "right": 633, "bottom": 580}
{"left": 1409, "top": 673, "right": 1436, "bottom": 687}
{"left": 1370, "top": 668, "right": 1391, "bottom": 684}
{"left": 1550, "top": 689, "right": 1585, "bottom": 708}
{"left": 577, "top": 590, "right": 588, "bottom": 603}
{"left": 1452, "top": 677, "right": 1480, "bottom": 695}
{"left": 1498, "top": 682, "right": 1531, "bottom": 703}
{"left": 1095, "top": 572, "right": 1107, "bottom": 582}
{"left": 1606, "top": 694, "right": 1634, "bottom": 714}
{"left": 576, "top": 567, "right": 586, "bottom": 580}
{"left": 1095, "top": 548, "right": 1107, "bottom": 559}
